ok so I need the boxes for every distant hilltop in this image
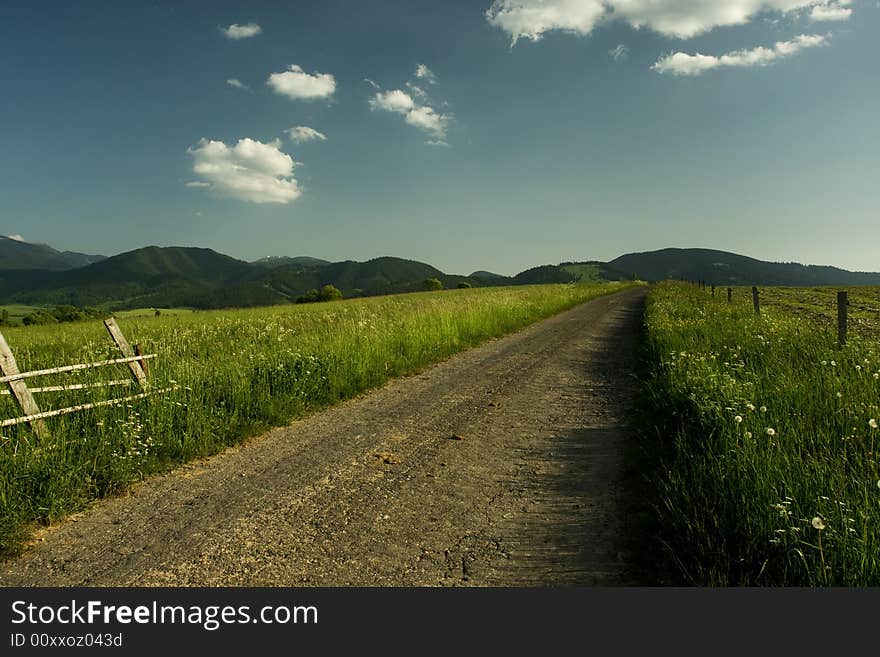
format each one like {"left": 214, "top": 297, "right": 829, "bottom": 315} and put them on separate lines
{"left": 0, "top": 239, "right": 877, "bottom": 311}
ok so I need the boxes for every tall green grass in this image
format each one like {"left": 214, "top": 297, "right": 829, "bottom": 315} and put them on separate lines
{"left": 0, "top": 282, "right": 635, "bottom": 555}
{"left": 639, "top": 282, "right": 880, "bottom": 585}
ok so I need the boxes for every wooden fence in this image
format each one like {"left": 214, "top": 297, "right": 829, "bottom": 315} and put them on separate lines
{"left": 679, "top": 279, "right": 852, "bottom": 347}
{"left": 0, "top": 318, "right": 171, "bottom": 439}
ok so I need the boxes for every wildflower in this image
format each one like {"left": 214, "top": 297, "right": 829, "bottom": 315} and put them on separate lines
{"left": 830, "top": 361, "right": 836, "bottom": 367}
{"left": 734, "top": 415, "right": 743, "bottom": 424}
{"left": 811, "top": 517, "right": 826, "bottom": 531}
{"left": 836, "top": 392, "right": 843, "bottom": 399}
{"left": 870, "top": 419, "right": 878, "bottom": 430}
{"left": 745, "top": 432, "right": 753, "bottom": 439}
{"left": 746, "top": 403, "right": 755, "bottom": 411}
{"left": 874, "top": 373, "right": 879, "bottom": 380}
{"left": 856, "top": 365, "right": 862, "bottom": 372}
{"left": 766, "top": 428, "right": 776, "bottom": 437}
{"left": 821, "top": 360, "right": 827, "bottom": 366}
{"left": 760, "top": 406, "right": 767, "bottom": 413}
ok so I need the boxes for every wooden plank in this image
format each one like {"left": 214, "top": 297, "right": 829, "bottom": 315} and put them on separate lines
{"left": 0, "top": 354, "right": 156, "bottom": 384}
{"left": 0, "top": 387, "right": 176, "bottom": 429}
{"left": 0, "top": 379, "right": 132, "bottom": 396}
{"left": 104, "top": 318, "right": 149, "bottom": 389}
{"left": 0, "top": 331, "right": 49, "bottom": 438}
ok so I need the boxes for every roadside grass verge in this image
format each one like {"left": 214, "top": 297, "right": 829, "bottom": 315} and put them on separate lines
{"left": 0, "top": 282, "right": 637, "bottom": 555}
{"left": 637, "top": 282, "right": 880, "bottom": 585}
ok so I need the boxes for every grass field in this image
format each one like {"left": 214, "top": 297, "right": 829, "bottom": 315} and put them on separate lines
{"left": 0, "top": 305, "right": 44, "bottom": 326}
{"left": 638, "top": 282, "right": 880, "bottom": 585}
{"left": 0, "top": 281, "right": 636, "bottom": 554}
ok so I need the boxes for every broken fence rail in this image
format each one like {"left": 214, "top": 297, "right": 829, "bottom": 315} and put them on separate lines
{"left": 0, "top": 317, "right": 170, "bottom": 438}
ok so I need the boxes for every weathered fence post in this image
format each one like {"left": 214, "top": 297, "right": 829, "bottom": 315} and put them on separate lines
{"left": 838, "top": 291, "right": 848, "bottom": 347}
{"left": 727, "top": 287, "right": 732, "bottom": 303}
{"left": 711, "top": 285, "right": 715, "bottom": 297}
{"left": 0, "top": 332, "right": 49, "bottom": 439}
{"left": 104, "top": 318, "right": 149, "bottom": 389}
{"left": 752, "top": 286, "right": 760, "bottom": 315}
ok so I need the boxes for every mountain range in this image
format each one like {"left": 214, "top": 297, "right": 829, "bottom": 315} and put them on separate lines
{"left": 0, "top": 237, "right": 877, "bottom": 311}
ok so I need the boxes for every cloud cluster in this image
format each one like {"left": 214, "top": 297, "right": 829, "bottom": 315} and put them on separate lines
{"left": 651, "top": 33, "right": 829, "bottom": 75}
{"left": 286, "top": 126, "right": 328, "bottom": 143}
{"left": 187, "top": 138, "right": 301, "bottom": 204}
{"left": 368, "top": 65, "right": 451, "bottom": 142}
{"left": 220, "top": 23, "right": 262, "bottom": 40}
{"left": 267, "top": 65, "right": 336, "bottom": 101}
{"left": 226, "top": 78, "right": 248, "bottom": 90}
{"left": 486, "top": 1, "right": 852, "bottom": 41}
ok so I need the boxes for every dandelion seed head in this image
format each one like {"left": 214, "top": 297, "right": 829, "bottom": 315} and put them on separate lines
{"left": 811, "top": 516, "right": 826, "bottom": 530}
{"left": 766, "top": 428, "right": 776, "bottom": 436}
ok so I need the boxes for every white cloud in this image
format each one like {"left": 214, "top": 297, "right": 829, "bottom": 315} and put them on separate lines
{"left": 651, "top": 33, "right": 830, "bottom": 75}
{"left": 404, "top": 106, "right": 449, "bottom": 138}
{"left": 221, "top": 23, "right": 262, "bottom": 40}
{"left": 609, "top": 44, "right": 629, "bottom": 61}
{"left": 286, "top": 126, "right": 328, "bottom": 143}
{"left": 415, "top": 63, "right": 438, "bottom": 83}
{"left": 425, "top": 140, "right": 451, "bottom": 147}
{"left": 369, "top": 89, "right": 451, "bottom": 140}
{"left": 7, "top": 234, "right": 25, "bottom": 242}
{"left": 185, "top": 181, "right": 211, "bottom": 188}
{"left": 226, "top": 78, "right": 248, "bottom": 90}
{"left": 363, "top": 78, "right": 380, "bottom": 89}
{"left": 486, "top": 1, "right": 850, "bottom": 41}
{"left": 810, "top": 2, "right": 852, "bottom": 21}
{"left": 406, "top": 82, "right": 429, "bottom": 99}
{"left": 369, "top": 89, "right": 416, "bottom": 114}
{"left": 486, "top": 0, "right": 606, "bottom": 43}
{"left": 187, "top": 138, "right": 301, "bottom": 204}
{"left": 267, "top": 65, "right": 336, "bottom": 101}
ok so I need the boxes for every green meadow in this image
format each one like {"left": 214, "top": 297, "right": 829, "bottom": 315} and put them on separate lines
{"left": 639, "top": 282, "right": 880, "bottom": 585}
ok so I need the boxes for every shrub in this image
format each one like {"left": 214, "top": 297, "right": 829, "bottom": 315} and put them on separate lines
{"left": 424, "top": 278, "right": 443, "bottom": 291}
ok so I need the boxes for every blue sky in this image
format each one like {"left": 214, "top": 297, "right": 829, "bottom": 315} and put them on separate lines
{"left": 1, "top": 1, "right": 877, "bottom": 275}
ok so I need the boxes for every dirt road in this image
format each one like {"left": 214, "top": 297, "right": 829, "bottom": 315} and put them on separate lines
{"left": 0, "top": 287, "right": 647, "bottom": 586}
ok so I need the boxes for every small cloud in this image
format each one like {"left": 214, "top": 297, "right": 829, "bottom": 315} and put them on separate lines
{"left": 370, "top": 89, "right": 450, "bottom": 139}
{"left": 221, "top": 23, "right": 262, "bottom": 40}
{"left": 651, "top": 33, "right": 830, "bottom": 76}
{"left": 609, "top": 44, "right": 629, "bottom": 61}
{"left": 425, "top": 140, "right": 450, "bottom": 147}
{"left": 369, "top": 89, "right": 416, "bottom": 114}
{"left": 267, "top": 64, "right": 336, "bottom": 101}
{"left": 810, "top": 3, "right": 852, "bottom": 21}
{"left": 185, "top": 181, "right": 211, "bottom": 188}
{"left": 285, "top": 126, "right": 327, "bottom": 143}
{"left": 405, "top": 105, "right": 449, "bottom": 139}
{"left": 226, "top": 78, "right": 249, "bottom": 90}
{"left": 7, "top": 234, "right": 25, "bottom": 242}
{"left": 194, "top": 211, "right": 204, "bottom": 217}
{"left": 415, "top": 63, "right": 437, "bottom": 83}
{"left": 363, "top": 78, "right": 380, "bottom": 89}
{"left": 187, "top": 137, "right": 301, "bottom": 204}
